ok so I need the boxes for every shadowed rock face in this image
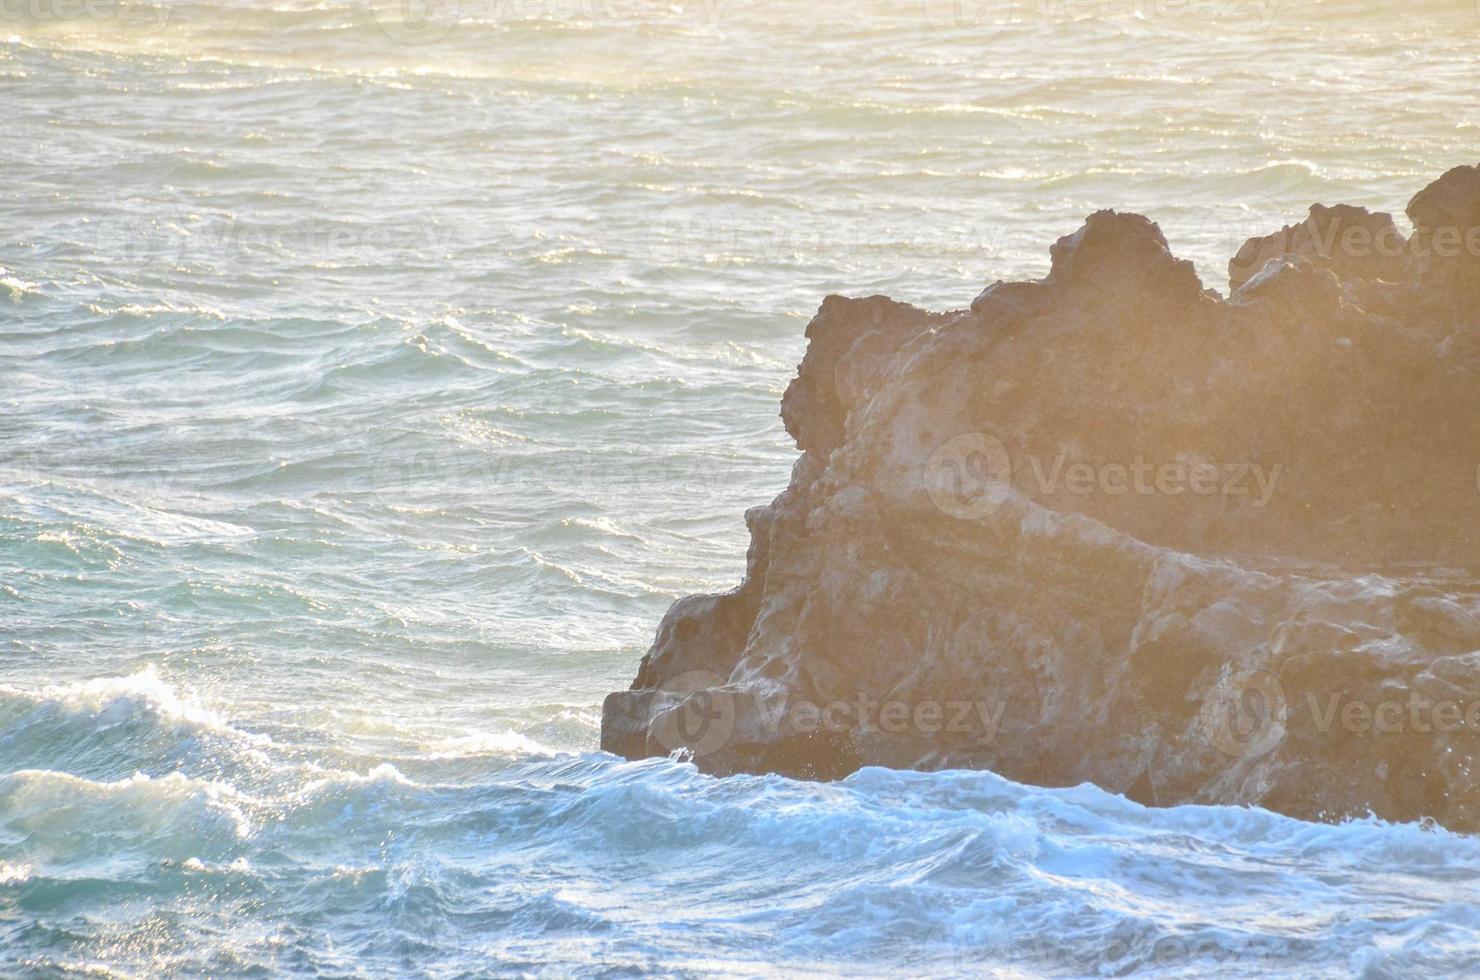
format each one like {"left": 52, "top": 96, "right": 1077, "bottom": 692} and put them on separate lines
{"left": 602, "top": 166, "right": 1480, "bottom": 831}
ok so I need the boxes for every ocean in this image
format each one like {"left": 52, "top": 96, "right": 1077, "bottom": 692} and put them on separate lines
{"left": 2, "top": 0, "right": 1479, "bottom": 974}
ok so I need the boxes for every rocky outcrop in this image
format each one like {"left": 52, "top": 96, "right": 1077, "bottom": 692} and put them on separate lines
{"left": 603, "top": 166, "right": 1480, "bottom": 832}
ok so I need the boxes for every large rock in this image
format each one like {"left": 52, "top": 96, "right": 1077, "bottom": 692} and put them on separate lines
{"left": 603, "top": 168, "right": 1480, "bottom": 831}
{"left": 1407, "top": 164, "right": 1480, "bottom": 307}
{"left": 1227, "top": 203, "right": 1409, "bottom": 292}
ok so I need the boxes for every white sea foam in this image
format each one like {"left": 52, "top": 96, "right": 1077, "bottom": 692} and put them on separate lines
{"left": 1, "top": 666, "right": 263, "bottom": 743}
{"left": 424, "top": 730, "right": 556, "bottom": 759}
{"left": 0, "top": 860, "right": 35, "bottom": 884}
{"left": 0, "top": 769, "right": 255, "bottom": 842}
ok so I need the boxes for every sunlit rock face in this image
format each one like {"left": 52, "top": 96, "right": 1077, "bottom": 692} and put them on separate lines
{"left": 603, "top": 166, "right": 1480, "bottom": 832}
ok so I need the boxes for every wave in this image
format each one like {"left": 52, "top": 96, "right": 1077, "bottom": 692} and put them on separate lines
{"left": 0, "top": 667, "right": 269, "bottom": 783}
{"left": 0, "top": 273, "right": 42, "bottom": 301}
{"left": 0, "top": 768, "right": 254, "bottom": 849}
{"left": 0, "top": 666, "right": 252, "bottom": 739}
{"left": 2, "top": 676, "right": 1477, "bottom": 976}
{"left": 509, "top": 762, "right": 1480, "bottom": 974}
{"left": 422, "top": 730, "right": 557, "bottom": 759}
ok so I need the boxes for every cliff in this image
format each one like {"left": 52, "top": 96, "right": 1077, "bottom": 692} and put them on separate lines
{"left": 602, "top": 166, "right": 1480, "bottom": 832}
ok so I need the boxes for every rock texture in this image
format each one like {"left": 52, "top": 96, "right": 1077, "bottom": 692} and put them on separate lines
{"left": 603, "top": 166, "right": 1480, "bottom": 832}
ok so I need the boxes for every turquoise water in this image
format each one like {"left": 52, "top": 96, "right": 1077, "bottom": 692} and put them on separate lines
{"left": 3, "top": 1, "right": 1479, "bottom": 974}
